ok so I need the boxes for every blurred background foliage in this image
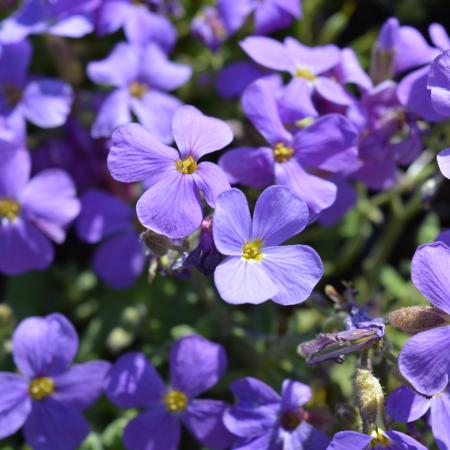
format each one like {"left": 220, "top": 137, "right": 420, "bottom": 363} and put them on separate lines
{"left": 1, "top": 0, "right": 450, "bottom": 448}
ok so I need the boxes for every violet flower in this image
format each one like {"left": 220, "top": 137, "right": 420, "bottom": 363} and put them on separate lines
{"left": 76, "top": 189, "right": 145, "bottom": 289}
{"left": 0, "top": 146, "right": 80, "bottom": 275}
{"left": 87, "top": 41, "right": 191, "bottom": 141}
{"left": 0, "top": 313, "right": 111, "bottom": 449}
{"left": 0, "top": 40, "right": 73, "bottom": 129}
{"left": 398, "top": 241, "right": 450, "bottom": 396}
{"left": 213, "top": 186, "right": 323, "bottom": 305}
{"left": 387, "top": 385, "right": 450, "bottom": 450}
{"left": 224, "top": 377, "right": 329, "bottom": 450}
{"left": 108, "top": 105, "right": 233, "bottom": 239}
{"left": 106, "top": 334, "right": 235, "bottom": 450}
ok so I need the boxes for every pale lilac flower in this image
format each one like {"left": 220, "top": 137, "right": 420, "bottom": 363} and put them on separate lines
{"left": 213, "top": 186, "right": 323, "bottom": 305}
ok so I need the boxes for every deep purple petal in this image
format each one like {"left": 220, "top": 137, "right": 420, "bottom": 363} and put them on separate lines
{"left": 399, "top": 325, "right": 450, "bottom": 396}
{"left": 0, "top": 146, "right": 30, "bottom": 197}
{"left": 0, "top": 373, "right": 31, "bottom": 439}
{"left": 284, "top": 422, "right": 329, "bottom": 450}
{"left": 52, "top": 361, "right": 111, "bottom": 411}
{"left": 170, "top": 334, "right": 227, "bottom": 398}
{"left": 24, "top": 398, "right": 89, "bottom": 450}
{"left": 437, "top": 148, "right": 450, "bottom": 179}
{"left": 386, "top": 385, "right": 431, "bottom": 422}
{"left": 213, "top": 188, "right": 251, "bottom": 256}
{"left": 280, "top": 379, "right": 312, "bottom": 412}
{"left": 13, "top": 313, "right": 78, "bottom": 378}
{"left": 232, "top": 431, "right": 280, "bottom": 450}
{"left": 193, "top": 161, "right": 230, "bottom": 208}
{"left": 172, "top": 105, "right": 233, "bottom": 160}
{"left": 218, "top": 0, "right": 253, "bottom": 34}
{"left": 430, "top": 391, "right": 450, "bottom": 450}
{"left": 106, "top": 352, "right": 166, "bottom": 408}
{"left": 252, "top": 185, "right": 309, "bottom": 245}
{"left": 263, "top": 245, "right": 323, "bottom": 306}
{"left": 385, "top": 430, "right": 428, "bottom": 450}
{"left": 0, "top": 40, "right": 31, "bottom": 86}
{"left": 351, "top": 159, "right": 397, "bottom": 191}
{"left": 253, "top": 1, "right": 293, "bottom": 35}
{"left": 327, "top": 431, "right": 372, "bottom": 450}
{"left": 428, "top": 50, "right": 450, "bottom": 117}
{"left": 214, "top": 256, "right": 278, "bottom": 305}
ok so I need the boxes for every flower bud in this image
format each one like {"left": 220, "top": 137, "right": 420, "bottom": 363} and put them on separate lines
{"left": 388, "top": 306, "right": 449, "bottom": 334}
{"left": 354, "top": 369, "right": 384, "bottom": 429}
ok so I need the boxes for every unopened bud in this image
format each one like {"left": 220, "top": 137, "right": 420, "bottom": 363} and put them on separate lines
{"left": 354, "top": 369, "right": 384, "bottom": 429}
{"left": 388, "top": 306, "right": 449, "bottom": 334}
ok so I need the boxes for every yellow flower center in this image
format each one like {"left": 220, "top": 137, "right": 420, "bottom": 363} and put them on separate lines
{"left": 128, "top": 81, "right": 149, "bottom": 99}
{"left": 176, "top": 156, "right": 198, "bottom": 174}
{"left": 273, "top": 143, "right": 295, "bottom": 163}
{"left": 369, "top": 428, "right": 390, "bottom": 448}
{"left": 0, "top": 197, "right": 21, "bottom": 221}
{"left": 29, "top": 377, "right": 55, "bottom": 401}
{"left": 164, "top": 390, "right": 188, "bottom": 413}
{"left": 242, "top": 239, "right": 263, "bottom": 261}
{"left": 295, "top": 67, "right": 316, "bottom": 81}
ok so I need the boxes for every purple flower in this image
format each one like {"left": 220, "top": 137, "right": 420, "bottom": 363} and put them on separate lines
{"left": 0, "top": 40, "right": 73, "bottom": 129}
{"left": 76, "top": 189, "right": 145, "bottom": 289}
{"left": 240, "top": 36, "right": 355, "bottom": 106}
{"left": 437, "top": 147, "right": 450, "bottom": 180}
{"left": 398, "top": 242, "right": 450, "bottom": 396}
{"left": 87, "top": 41, "right": 191, "bottom": 141}
{"left": 108, "top": 105, "right": 233, "bottom": 239}
{"left": 219, "top": 78, "right": 358, "bottom": 216}
{"left": 387, "top": 385, "right": 450, "bottom": 450}
{"left": 218, "top": 0, "right": 302, "bottom": 35}
{"left": 106, "top": 334, "right": 235, "bottom": 450}
{"left": 0, "top": 313, "right": 110, "bottom": 449}
{"left": 0, "top": 146, "right": 80, "bottom": 275}
{"left": 224, "top": 377, "right": 329, "bottom": 450}
{"left": 427, "top": 50, "right": 450, "bottom": 117}
{"left": 95, "top": 0, "right": 177, "bottom": 51}
{"left": 327, "top": 429, "right": 426, "bottom": 450}
{"left": 191, "top": 6, "right": 229, "bottom": 51}
{"left": 212, "top": 186, "right": 323, "bottom": 305}
{"left": 0, "top": 0, "right": 98, "bottom": 42}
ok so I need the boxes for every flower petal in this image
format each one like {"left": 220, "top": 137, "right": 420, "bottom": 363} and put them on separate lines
{"left": 428, "top": 50, "right": 450, "bottom": 117}
{"left": 253, "top": 0, "right": 294, "bottom": 35}
{"left": 48, "top": 15, "right": 94, "bottom": 37}
{"left": 232, "top": 431, "right": 279, "bottom": 450}
{"left": 170, "top": 335, "right": 227, "bottom": 398}
{"left": 429, "top": 23, "right": 450, "bottom": 51}
{"left": 430, "top": 391, "right": 450, "bottom": 450}
{"left": 327, "top": 431, "right": 372, "bottom": 450}
{"left": 386, "top": 385, "right": 431, "bottom": 422}
{"left": 315, "top": 77, "right": 355, "bottom": 106}
{"left": 286, "top": 422, "right": 329, "bottom": 450}
{"left": 193, "top": 161, "right": 230, "bottom": 208}
{"left": 214, "top": 256, "right": 278, "bottom": 304}
{"left": 106, "top": 352, "right": 166, "bottom": 408}
{"left": 13, "top": 313, "right": 78, "bottom": 378}
{"left": 52, "top": 361, "right": 111, "bottom": 411}
{"left": 263, "top": 245, "right": 323, "bottom": 305}
{"left": 399, "top": 326, "right": 450, "bottom": 396}
{"left": 437, "top": 148, "right": 450, "bottom": 179}
{"left": 0, "top": 146, "right": 30, "bottom": 198}
{"left": 213, "top": 188, "right": 251, "bottom": 256}
{"left": 172, "top": 105, "right": 233, "bottom": 159}
{"left": 280, "top": 379, "right": 312, "bottom": 412}
{"left": 385, "top": 431, "right": 427, "bottom": 450}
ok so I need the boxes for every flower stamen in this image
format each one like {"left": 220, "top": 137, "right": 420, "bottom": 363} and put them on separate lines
{"left": 0, "top": 198, "right": 21, "bottom": 221}
{"left": 369, "top": 428, "right": 390, "bottom": 448}
{"left": 29, "top": 377, "right": 55, "bottom": 401}
{"left": 242, "top": 239, "right": 263, "bottom": 261}
{"left": 273, "top": 143, "right": 294, "bottom": 163}
{"left": 295, "top": 67, "right": 316, "bottom": 81}
{"left": 164, "top": 389, "right": 188, "bottom": 413}
{"left": 128, "top": 81, "right": 149, "bottom": 99}
{"left": 176, "top": 156, "right": 198, "bottom": 174}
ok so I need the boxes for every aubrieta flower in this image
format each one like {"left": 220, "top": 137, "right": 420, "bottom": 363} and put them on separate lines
{"left": 106, "top": 334, "right": 235, "bottom": 450}
{"left": 213, "top": 186, "right": 323, "bottom": 305}
{"left": 88, "top": 41, "right": 191, "bottom": 141}
{"left": 108, "top": 105, "right": 233, "bottom": 239}
{"left": 387, "top": 384, "right": 450, "bottom": 450}
{"left": 219, "top": 77, "right": 358, "bottom": 216}
{"left": 76, "top": 189, "right": 145, "bottom": 289}
{"left": 224, "top": 377, "right": 329, "bottom": 450}
{"left": 0, "top": 313, "right": 111, "bottom": 449}
{"left": 398, "top": 241, "right": 450, "bottom": 396}
{"left": 0, "top": 146, "right": 80, "bottom": 275}
{"left": 0, "top": 40, "right": 73, "bottom": 129}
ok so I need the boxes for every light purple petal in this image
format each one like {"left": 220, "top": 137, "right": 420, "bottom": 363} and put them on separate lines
{"left": 219, "top": 146, "right": 274, "bottom": 188}
{"left": 213, "top": 188, "right": 251, "bottom": 255}
{"left": 21, "top": 79, "right": 73, "bottom": 128}
{"left": 214, "top": 256, "right": 278, "bottom": 304}
{"left": 253, "top": 1, "right": 293, "bottom": 35}
{"left": 399, "top": 325, "right": 450, "bottom": 396}
{"left": 0, "top": 219, "right": 54, "bottom": 276}
{"left": 91, "top": 89, "right": 132, "bottom": 139}
{"left": 411, "top": 241, "right": 450, "bottom": 314}
{"left": 183, "top": 399, "right": 235, "bottom": 450}
{"left": 172, "top": 105, "right": 233, "bottom": 160}
{"left": 285, "top": 422, "right": 329, "bottom": 450}
{"left": 106, "top": 352, "right": 166, "bottom": 408}
{"left": 0, "top": 373, "right": 31, "bottom": 439}
{"left": 232, "top": 432, "right": 279, "bottom": 450}
{"left": 428, "top": 50, "right": 450, "bottom": 117}
{"left": 0, "top": 146, "right": 30, "bottom": 197}
{"left": 263, "top": 245, "right": 323, "bottom": 306}
{"left": 108, "top": 123, "right": 178, "bottom": 183}
{"left": 48, "top": 15, "right": 94, "bottom": 37}
{"left": 242, "top": 78, "right": 292, "bottom": 147}
{"left": 218, "top": 0, "right": 254, "bottom": 34}
{"left": 123, "top": 407, "right": 180, "bottom": 450}
{"left": 386, "top": 385, "right": 431, "bottom": 423}
{"left": 52, "top": 361, "right": 111, "bottom": 411}
{"left": 314, "top": 77, "right": 355, "bottom": 106}
{"left": 429, "top": 23, "right": 450, "bottom": 51}
{"left": 13, "top": 313, "right": 78, "bottom": 378}
{"left": 327, "top": 431, "right": 372, "bottom": 450}
{"left": 437, "top": 148, "right": 450, "bottom": 179}
{"left": 96, "top": 0, "right": 131, "bottom": 35}
{"left": 275, "top": 0, "right": 302, "bottom": 17}
{"left": 252, "top": 185, "right": 309, "bottom": 245}
{"left": 335, "top": 48, "right": 372, "bottom": 90}
{"left": 170, "top": 334, "right": 227, "bottom": 398}
{"left": 193, "top": 161, "right": 230, "bottom": 208}
{"left": 240, "top": 36, "right": 293, "bottom": 72}
{"left": 24, "top": 398, "right": 89, "bottom": 450}
{"left": 93, "top": 231, "right": 144, "bottom": 289}
{"left": 280, "top": 379, "right": 312, "bottom": 412}
{"left": 137, "top": 170, "right": 202, "bottom": 239}
{"left": 430, "top": 391, "right": 450, "bottom": 450}
{"left": 385, "top": 431, "right": 428, "bottom": 450}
